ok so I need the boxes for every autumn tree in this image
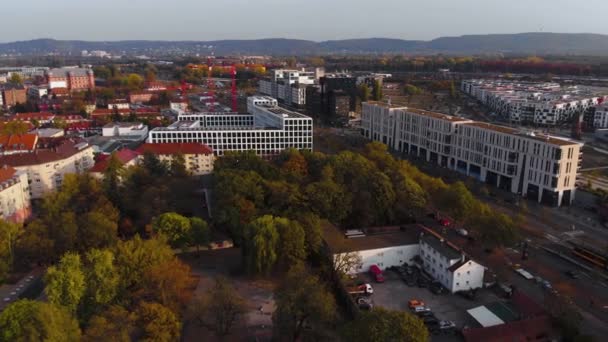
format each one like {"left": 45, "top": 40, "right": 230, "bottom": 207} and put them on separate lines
{"left": 9, "top": 73, "right": 22, "bottom": 85}
{"left": 143, "top": 258, "right": 194, "bottom": 313}
{"left": 188, "top": 277, "right": 247, "bottom": 337}
{"left": 273, "top": 263, "right": 336, "bottom": 341}
{"left": 0, "top": 220, "right": 21, "bottom": 284}
{"left": 0, "top": 300, "right": 81, "bottom": 342}
{"left": 81, "top": 249, "right": 120, "bottom": 318}
{"left": 358, "top": 84, "right": 371, "bottom": 102}
{"left": 83, "top": 305, "right": 135, "bottom": 342}
{"left": 341, "top": 307, "right": 428, "bottom": 342}
{"left": 44, "top": 252, "right": 86, "bottom": 314}
{"left": 135, "top": 302, "right": 181, "bottom": 342}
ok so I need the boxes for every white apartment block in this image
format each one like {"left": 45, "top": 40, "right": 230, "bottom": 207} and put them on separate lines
{"left": 593, "top": 103, "right": 608, "bottom": 128}
{"left": 258, "top": 68, "right": 324, "bottom": 106}
{"left": 419, "top": 233, "right": 485, "bottom": 293}
{"left": 362, "top": 102, "right": 583, "bottom": 206}
{"left": 147, "top": 96, "right": 313, "bottom": 157}
{"left": 0, "top": 139, "right": 95, "bottom": 199}
{"left": 0, "top": 167, "right": 31, "bottom": 223}
{"left": 462, "top": 79, "right": 608, "bottom": 126}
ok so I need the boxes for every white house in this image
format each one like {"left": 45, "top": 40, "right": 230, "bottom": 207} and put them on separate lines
{"left": 419, "top": 232, "right": 485, "bottom": 293}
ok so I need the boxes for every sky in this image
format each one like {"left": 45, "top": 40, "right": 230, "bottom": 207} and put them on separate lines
{"left": 2, "top": 0, "right": 608, "bottom": 42}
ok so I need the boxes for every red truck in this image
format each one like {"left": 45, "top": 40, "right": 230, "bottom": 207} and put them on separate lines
{"left": 369, "top": 265, "right": 385, "bottom": 283}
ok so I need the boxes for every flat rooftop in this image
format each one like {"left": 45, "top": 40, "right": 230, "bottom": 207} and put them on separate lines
{"left": 258, "top": 105, "right": 309, "bottom": 119}
{"left": 463, "top": 122, "right": 581, "bottom": 146}
{"left": 323, "top": 223, "right": 422, "bottom": 253}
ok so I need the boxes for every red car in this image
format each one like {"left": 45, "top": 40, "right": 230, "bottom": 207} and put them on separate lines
{"left": 369, "top": 265, "right": 385, "bottom": 283}
{"left": 439, "top": 218, "right": 451, "bottom": 227}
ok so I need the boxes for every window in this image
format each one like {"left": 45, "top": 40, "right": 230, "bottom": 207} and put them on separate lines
{"left": 467, "top": 271, "right": 470, "bottom": 275}
{"left": 456, "top": 282, "right": 460, "bottom": 286}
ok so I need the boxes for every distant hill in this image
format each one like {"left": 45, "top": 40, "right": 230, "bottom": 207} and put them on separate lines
{"left": 1, "top": 33, "right": 608, "bottom": 56}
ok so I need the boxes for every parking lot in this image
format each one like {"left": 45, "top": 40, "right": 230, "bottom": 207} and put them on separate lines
{"left": 356, "top": 269, "right": 504, "bottom": 341}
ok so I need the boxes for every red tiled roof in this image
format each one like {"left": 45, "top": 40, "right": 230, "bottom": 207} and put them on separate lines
{"left": 13, "top": 112, "right": 55, "bottom": 121}
{"left": 0, "top": 134, "right": 38, "bottom": 152}
{"left": 136, "top": 143, "right": 213, "bottom": 156}
{"left": 462, "top": 315, "right": 553, "bottom": 342}
{"left": 89, "top": 149, "right": 140, "bottom": 173}
{"left": 0, "top": 166, "right": 18, "bottom": 183}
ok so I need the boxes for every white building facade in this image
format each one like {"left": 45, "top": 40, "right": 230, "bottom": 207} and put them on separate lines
{"left": 147, "top": 96, "right": 313, "bottom": 157}
{"left": 420, "top": 234, "right": 485, "bottom": 293}
{"left": 593, "top": 104, "right": 608, "bottom": 128}
{"left": 0, "top": 168, "right": 31, "bottom": 223}
{"left": 362, "top": 102, "right": 583, "bottom": 206}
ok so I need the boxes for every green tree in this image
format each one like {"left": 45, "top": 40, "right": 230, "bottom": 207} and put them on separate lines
{"left": 341, "top": 307, "right": 428, "bottom": 342}
{"left": 169, "top": 152, "right": 189, "bottom": 177}
{"left": 112, "top": 236, "right": 174, "bottom": 298}
{"left": 0, "top": 300, "right": 81, "bottom": 342}
{"left": 358, "top": 84, "right": 371, "bottom": 102}
{"left": 83, "top": 305, "right": 135, "bottom": 342}
{"left": 189, "top": 217, "right": 210, "bottom": 255}
{"left": 275, "top": 218, "right": 307, "bottom": 269}
{"left": 293, "top": 212, "right": 323, "bottom": 256}
{"left": 152, "top": 212, "right": 192, "bottom": 247}
{"left": 0, "top": 220, "right": 21, "bottom": 284}
{"left": 243, "top": 215, "right": 280, "bottom": 275}
{"left": 44, "top": 253, "right": 86, "bottom": 314}
{"left": 135, "top": 302, "right": 181, "bottom": 342}
{"left": 372, "top": 80, "right": 383, "bottom": 101}
{"left": 102, "top": 152, "right": 124, "bottom": 207}
{"left": 82, "top": 249, "right": 120, "bottom": 315}
{"left": 403, "top": 84, "right": 422, "bottom": 96}
{"left": 1, "top": 121, "right": 29, "bottom": 135}
{"left": 124, "top": 74, "right": 144, "bottom": 90}
{"left": 438, "top": 181, "right": 478, "bottom": 223}
{"left": 188, "top": 276, "right": 247, "bottom": 337}
{"left": 273, "top": 263, "right": 336, "bottom": 341}
{"left": 9, "top": 73, "right": 22, "bottom": 85}
{"left": 141, "top": 151, "right": 169, "bottom": 177}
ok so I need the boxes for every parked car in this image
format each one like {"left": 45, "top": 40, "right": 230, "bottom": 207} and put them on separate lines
{"left": 408, "top": 299, "right": 425, "bottom": 309}
{"left": 456, "top": 228, "right": 469, "bottom": 237}
{"left": 542, "top": 280, "right": 553, "bottom": 291}
{"left": 430, "top": 282, "right": 446, "bottom": 295}
{"left": 346, "top": 283, "right": 373, "bottom": 296}
{"left": 565, "top": 270, "right": 580, "bottom": 279}
{"left": 411, "top": 306, "right": 432, "bottom": 313}
{"left": 439, "top": 218, "right": 451, "bottom": 227}
{"left": 369, "top": 265, "right": 385, "bottom": 283}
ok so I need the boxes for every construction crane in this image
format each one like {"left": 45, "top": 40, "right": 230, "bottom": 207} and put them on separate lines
{"left": 231, "top": 64, "right": 237, "bottom": 112}
{"left": 206, "top": 56, "right": 215, "bottom": 112}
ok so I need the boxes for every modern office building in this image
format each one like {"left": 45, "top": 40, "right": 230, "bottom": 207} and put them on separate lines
{"left": 593, "top": 103, "right": 608, "bottom": 129}
{"left": 362, "top": 102, "right": 583, "bottom": 206}
{"left": 147, "top": 96, "right": 313, "bottom": 157}
{"left": 462, "top": 79, "right": 608, "bottom": 126}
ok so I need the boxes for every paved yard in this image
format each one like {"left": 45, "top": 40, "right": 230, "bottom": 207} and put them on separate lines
{"left": 358, "top": 270, "right": 503, "bottom": 341}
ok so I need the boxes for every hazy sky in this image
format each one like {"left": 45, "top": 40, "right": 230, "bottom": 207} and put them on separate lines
{"left": 2, "top": 0, "right": 607, "bottom": 42}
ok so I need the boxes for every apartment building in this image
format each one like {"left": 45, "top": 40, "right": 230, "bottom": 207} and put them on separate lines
{"left": 462, "top": 79, "right": 608, "bottom": 126}
{"left": 136, "top": 143, "right": 214, "bottom": 176}
{"left": 0, "top": 134, "right": 38, "bottom": 155}
{"left": 362, "top": 102, "right": 583, "bottom": 206}
{"left": 2, "top": 85, "right": 27, "bottom": 108}
{"left": 46, "top": 67, "right": 95, "bottom": 91}
{"left": 0, "top": 66, "right": 49, "bottom": 79}
{"left": 147, "top": 96, "right": 313, "bottom": 157}
{"left": 0, "top": 138, "right": 94, "bottom": 199}
{"left": 0, "top": 167, "right": 31, "bottom": 223}
{"left": 258, "top": 68, "right": 324, "bottom": 106}
{"left": 593, "top": 103, "right": 608, "bottom": 128}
